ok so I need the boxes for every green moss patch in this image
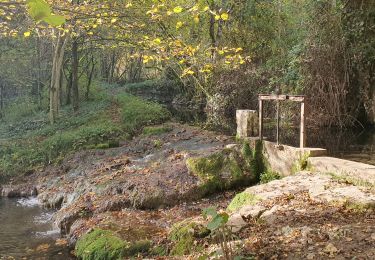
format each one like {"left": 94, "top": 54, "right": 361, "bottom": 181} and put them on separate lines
{"left": 186, "top": 147, "right": 260, "bottom": 196}
{"left": 142, "top": 125, "right": 172, "bottom": 136}
{"left": 169, "top": 220, "right": 209, "bottom": 256}
{"left": 227, "top": 192, "right": 260, "bottom": 212}
{"left": 75, "top": 229, "right": 151, "bottom": 260}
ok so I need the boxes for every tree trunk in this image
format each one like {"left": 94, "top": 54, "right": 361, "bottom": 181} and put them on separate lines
{"left": 86, "top": 53, "right": 95, "bottom": 100}
{"left": 49, "top": 32, "right": 68, "bottom": 124}
{"left": 71, "top": 38, "right": 79, "bottom": 112}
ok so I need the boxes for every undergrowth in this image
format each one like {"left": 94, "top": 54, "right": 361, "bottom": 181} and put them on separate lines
{"left": 0, "top": 83, "right": 170, "bottom": 180}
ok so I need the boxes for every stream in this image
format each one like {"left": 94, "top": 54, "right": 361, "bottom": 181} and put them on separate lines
{"left": 0, "top": 197, "right": 73, "bottom": 259}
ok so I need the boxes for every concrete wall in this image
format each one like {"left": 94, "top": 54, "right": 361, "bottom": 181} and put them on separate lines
{"left": 246, "top": 137, "right": 327, "bottom": 176}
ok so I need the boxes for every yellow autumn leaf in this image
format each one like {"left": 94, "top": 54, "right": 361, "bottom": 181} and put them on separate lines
{"left": 215, "top": 14, "right": 220, "bottom": 21}
{"left": 153, "top": 38, "right": 162, "bottom": 45}
{"left": 176, "top": 21, "right": 183, "bottom": 29}
{"left": 194, "top": 16, "right": 200, "bottom": 23}
{"left": 203, "top": 6, "right": 209, "bottom": 11}
{"left": 173, "top": 6, "right": 183, "bottom": 13}
{"left": 24, "top": 31, "right": 31, "bottom": 37}
{"left": 221, "top": 12, "right": 229, "bottom": 21}
{"left": 125, "top": 2, "right": 133, "bottom": 8}
{"left": 111, "top": 18, "right": 117, "bottom": 23}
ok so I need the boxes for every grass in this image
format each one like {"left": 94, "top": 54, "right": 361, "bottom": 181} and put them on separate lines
{"left": 0, "top": 83, "right": 170, "bottom": 180}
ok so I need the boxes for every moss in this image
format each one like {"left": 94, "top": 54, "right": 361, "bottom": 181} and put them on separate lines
{"left": 328, "top": 172, "right": 375, "bottom": 190}
{"left": 186, "top": 153, "right": 225, "bottom": 194}
{"left": 260, "top": 170, "right": 281, "bottom": 184}
{"left": 169, "top": 220, "right": 209, "bottom": 256}
{"left": 75, "top": 229, "right": 151, "bottom": 260}
{"left": 123, "top": 240, "right": 151, "bottom": 257}
{"left": 142, "top": 125, "right": 172, "bottom": 136}
{"left": 227, "top": 192, "right": 260, "bottom": 212}
{"left": 75, "top": 229, "right": 127, "bottom": 260}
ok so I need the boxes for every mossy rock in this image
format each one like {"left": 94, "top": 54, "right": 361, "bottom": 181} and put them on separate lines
{"left": 75, "top": 229, "right": 151, "bottom": 260}
{"left": 227, "top": 192, "right": 260, "bottom": 212}
{"left": 186, "top": 148, "right": 257, "bottom": 195}
{"left": 169, "top": 220, "right": 210, "bottom": 256}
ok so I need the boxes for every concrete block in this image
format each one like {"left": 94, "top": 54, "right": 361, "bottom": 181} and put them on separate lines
{"left": 236, "top": 110, "right": 258, "bottom": 138}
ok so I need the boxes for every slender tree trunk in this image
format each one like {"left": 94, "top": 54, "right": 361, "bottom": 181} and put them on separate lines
{"left": 49, "top": 32, "right": 68, "bottom": 124}
{"left": 0, "top": 83, "right": 3, "bottom": 119}
{"left": 86, "top": 53, "right": 95, "bottom": 100}
{"left": 36, "top": 36, "right": 42, "bottom": 109}
{"left": 71, "top": 38, "right": 79, "bottom": 112}
{"left": 66, "top": 70, "right": 72, "bottom": 105}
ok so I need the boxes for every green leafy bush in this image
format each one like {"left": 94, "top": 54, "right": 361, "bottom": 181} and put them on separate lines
{"left": 260, "top": 170, "right": 281, "bottom": 184}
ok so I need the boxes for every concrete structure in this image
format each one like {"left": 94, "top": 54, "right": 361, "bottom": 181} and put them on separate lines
{"left": 236, "top": 110, "right": 258, "bottom": 138}
{"left": 309, "top": 157, "right": 375, "bottom": 185}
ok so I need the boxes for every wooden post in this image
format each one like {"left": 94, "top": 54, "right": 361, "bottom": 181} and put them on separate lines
{"left": 300, "top": 101, "right": 306, "bottom": 148}
{"left": 276, "top": 100, "right": 280, "bottom": 145}
{"left": 259, "top": 99, "right": 263, "bottom": 140}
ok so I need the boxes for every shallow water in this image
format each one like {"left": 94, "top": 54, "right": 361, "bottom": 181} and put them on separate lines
{"left": 0, "top": 197, "right": 74, "bottom": 259}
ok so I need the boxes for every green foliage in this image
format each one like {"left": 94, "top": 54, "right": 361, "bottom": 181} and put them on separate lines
{"left": 27, "top": 0, "right": 65, "bottom": 26}
{"left": 202, "top": 207, "right": 236, "bottom": 260}
{"left": 291, "top": 152, "right": 311, "bottom": 174}
{"left": 169, "top": 220, "right": 209, "bottom": 256}
{"left": 202, "top": 207, "right": 229, "bottom": 231}
{"left": 227, "top": 192, "right": 259, "bottom": 212}
{"left": 0, "top": 86, "right": 171, "bottom": 179}
{"left": 260, "top": 170, "right": 281, "bottom": 184}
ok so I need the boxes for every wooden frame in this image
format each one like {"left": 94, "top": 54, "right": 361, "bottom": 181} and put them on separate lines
{"left": 258, "top": 94, "right": 306, "bottom": 148}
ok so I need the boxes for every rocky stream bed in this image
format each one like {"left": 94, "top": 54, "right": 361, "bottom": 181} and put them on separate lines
{"left": 1, "top": 123, "right": 374, "bottom": 259}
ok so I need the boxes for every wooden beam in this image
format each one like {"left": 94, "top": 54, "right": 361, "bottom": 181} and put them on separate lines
{"left": 259, "top": 94, "right": 305, "bottom": 102}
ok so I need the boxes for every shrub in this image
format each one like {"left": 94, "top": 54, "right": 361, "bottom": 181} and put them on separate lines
{"left": 260, "top": 170, "right": 281, "bottom": 184}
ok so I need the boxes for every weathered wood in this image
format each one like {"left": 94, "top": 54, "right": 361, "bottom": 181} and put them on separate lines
{"left": 259, "top": 94, "right": 305, "bottom": 102}
{"left": 259, "top": 99, "right": 263, "bottom": 140}
{"left": 258, "top": 93, "right": 307, "bottom": 148}
{"left": 300, "top": 101, "right": 306, "bottom": 148}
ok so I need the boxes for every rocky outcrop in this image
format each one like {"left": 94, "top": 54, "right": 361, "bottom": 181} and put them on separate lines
{"left": 227, "top": 171, "right": 375, "bottom": 232}
{"left": 33, "top": 123, "right": 258, "bottom": 237}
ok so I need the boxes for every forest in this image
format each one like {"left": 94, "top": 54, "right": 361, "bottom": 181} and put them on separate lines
{"left": 0, "top": 0, "right": 374, "bottom": 259}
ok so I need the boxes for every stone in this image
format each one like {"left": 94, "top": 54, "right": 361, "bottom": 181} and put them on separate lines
{"left": 236, "top": 110, "right": 258, "bottom": 138}
{"left": 309, "top": 157, "right": 375, "bottom": 185}
{"left": 306, "top": 253, "right": 315, "bottom": 259}
{"left": 227, "top": 213, "right": 248, "bottom": 233}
